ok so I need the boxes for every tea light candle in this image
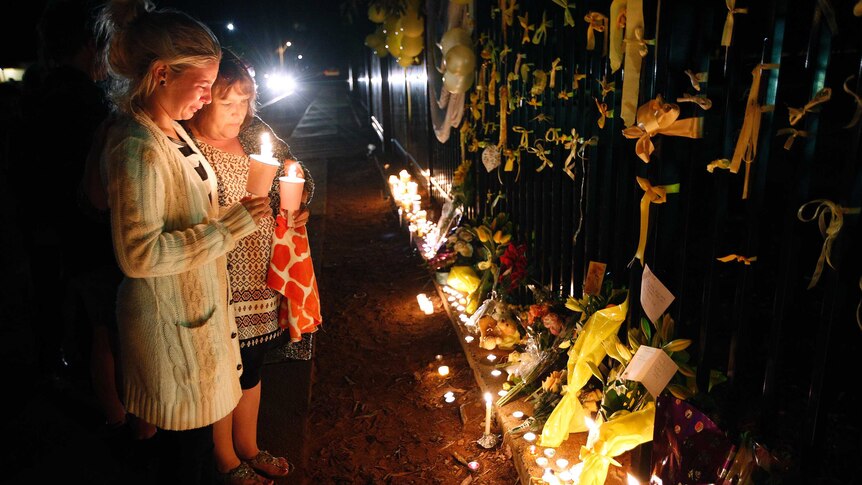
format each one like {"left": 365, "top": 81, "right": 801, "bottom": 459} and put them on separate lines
{"left": 536, "top": 457, "right": 549, "bottom": 467}
{"left": 467, "top": 461, "right": 479, "bottom": 471}
{"left": 512, "top": 411, "right": 524, "bottom": 419}
{"left": 543, "top": 448, "right": 556, "bottom": 458}
{"left": 483, "top": 392, "right": 493, "bottom": 435}
{"left": 438, "top": 365, "right": 450, "bottom": 376}
{"left": 556, "top": 458, "right": 569, "bottom": 469}
{"left": 491, "top": 369, "right": 502, "bottom": 377}
{"left": 523, "top": 432, "right": 536, "bottom": 442}
{"left": 464, "top": 335, "right": 474, "bottom": 343}
{"left": 486, "top": 354, "right": 497, "bottom": 362}
{"left": 259, "top": 133, "right": 273, "bottom": 159}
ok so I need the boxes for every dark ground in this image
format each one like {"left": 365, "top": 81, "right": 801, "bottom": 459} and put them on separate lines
{"left": 0, "top": 82, "right": 517, "bottom": 484}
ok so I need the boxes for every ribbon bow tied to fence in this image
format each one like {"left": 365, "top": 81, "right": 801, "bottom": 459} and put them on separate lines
{"left": 797, "top": 199, "right": 860, "bottom": 289}
{"left": 532, "top": 11, "right": 552, "bottom": 44}
{"left": 843, "top": 75, "right": 862, "bottom": 128}
{"left": 776, "top": 127, "right": 808, "bottom": 150}
{"left": 676, "top": 93, "right": 712, "bottom": 110}
{"left": 621, "top": 95, "right": 703, "bottom": 163}
{"left": 595, "top": 98, "right": 613, "bottom": 129}
{"left": 717, "top": 254, "right": 757, "bottom": 265}
{"left": 721, "top": 0, "right": 748, "bottom": 48}
{"left": 584, "top": 12, "right": 608, "bottom": 51}
{"left": 622, "top": 26, "right": 654, "bottom": 58}
{"left": 631, "top": 177, "right": 680, "bottom": 266}
{"left": 553, "top": 0, "right": 577, "bottom": 27}
{"left": 788, "top": 87, "right": 831, "bottom": 126}
{"left": 684, "top": 69, "right": 708, "bottom": 91}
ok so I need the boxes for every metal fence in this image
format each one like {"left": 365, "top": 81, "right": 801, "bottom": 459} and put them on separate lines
{"left": 352, "top": 0, "right": 862, "bottom": 480}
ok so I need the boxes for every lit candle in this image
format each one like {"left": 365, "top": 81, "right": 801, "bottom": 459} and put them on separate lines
{"left": 555, "top": 458, "right": 569, "bottom": 469}
{"left": 491, "top": 369, "right": 502, "bottom": 377}
{"left": 523, "top": 432, "right": 536, "bottom": 442}
{"left": 543, "top": 448, "right": 556, "bottom": 458}
{"left": 536, "top": 457, "right": 549, "bottom": 467}
{"left": 497, "top": 390, "right": 507, "bottom": 397}
{"left": 445, "top": 395, "right": 456, "bottom": 403}
{"left": 486, "top": 354, "right": 497, "bottom": 362}
{"left": 467, "top": 461, "right": 479, "bottom": 471}
{"left": 464, "top": 335, "right": 474, "bottom": 343}
{"left": 259, "top": 133, "right": 273, "bottom": 159}
{"left": 512, "top": 411, "right": 524, "bottom": 419}
{"left": 483, "top": 392, "right": 492, "bottom": 435}
{"left": 626, "top": 473, "right": 641, "bottom": 485}
{"left": 438, "top": 365, "right": 450, "bottom": 376}
{"left": 399, "top": 169, "right": 410, "bottom": 182}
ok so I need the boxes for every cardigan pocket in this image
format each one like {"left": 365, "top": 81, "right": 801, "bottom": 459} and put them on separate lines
{"left": 175, "top": 305, "right": 216, "bottom": 328}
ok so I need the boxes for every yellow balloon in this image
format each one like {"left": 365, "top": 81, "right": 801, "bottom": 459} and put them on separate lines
{"left": 365, "top": 31, "right": 385, "bottom": 50}
{"left": 397, "top": 55, "right": 415, "bottom": 67}
{"left": 444, "top": 44, "right": 475, "bottom": 75}
{"left": 383, "top": 15, "right": 400, "bottom": 34}
{"left": 401, "top": 13, "right": 424, "bottom": 38}
{"left": 440, "top": 27, "right": 471, "bottom": 55}
{"left": 386, "top": 31, "right": 403, "bottom": 57}
{"left": 374, "top": 48, "right": 389, "bottom": 58}
{"left": 368, "top": 4, "right": 386, "bottom": 23}
{"left": 443, "top": 70, "right": 474, "bottom": 94}
{"left": 401, "top": 35, "right": 424, "bottom": 57}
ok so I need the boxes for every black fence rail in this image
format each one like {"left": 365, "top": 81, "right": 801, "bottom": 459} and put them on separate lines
{"left": 351, "top": 0, "right": 862, "bottom": 480}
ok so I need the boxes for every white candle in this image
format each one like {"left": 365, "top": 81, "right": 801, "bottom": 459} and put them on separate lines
{"left": 483, "top": 392, "right": 492, "bottom": 435}
{"left": 512, "top": 410, "right": 524, "bottom": 419}
{"left": 260, "top": 133, "right": 273, "bottom": 159}
{"left": 438, "top": 365, "right": 450, "bottom": 376}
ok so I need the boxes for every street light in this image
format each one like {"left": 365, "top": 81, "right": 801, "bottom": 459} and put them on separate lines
{"left": 297, "top": 54, "right": 303, "bottom": 60}
{"left": 226, "top": 22, "right": 234, "bottom": 31}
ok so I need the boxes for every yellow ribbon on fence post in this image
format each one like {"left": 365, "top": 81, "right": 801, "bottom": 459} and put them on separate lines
{"left": 721, "top": 0, "right": 748, "bottom": 48}
{"left": 776, "top": 127, "right": 808, "bottom": 150}
{"left": 562, "top": 129, "right": 580, "bottom": 180}
{"left": 609, "top": 0, "right": 627, "bottom": 72}
{"left": 497, "top": 86, "right": 508, "bottom": 149}
{"left": 797, "top": 199, "right": 861, "bottom": 289}
{"left": 518, "top": 13, "right": 534, "bottom": 44}
{"left": 684, "top": 69, "right": 708, "bottom": 92}
{"left": 595, "top": 97, "right": 613, "bottom": 129}
{"left": 553, "top": 0, "right": 576, "bottom": 27}
{"left": 621, "top": 96, "right": 703, "bottom": 163}
{"left": 583, "top": 12, "right": 608, "bottom": 52}
{"left": 843, "top": 75, "right": 862, "bottom": 128}
{"left": 677, "top": 93, "right": 713, "bottom": 110}
{"left": 630, "top": 177, "right": 680, "bottom": 266}
{"left": 788, "top": 87, "right": 831, "bottom": 126}
{"left": 623, "top": 26, "right": 653, "bottom": 58}
{"left": 620, "top": 0, "right": 644, "bottom": 126}
{"left": 532, "top": 10, "right": 552, "bottom": 45}
{"left": 528, "top": 141, "right": 553, "bottom": 172}
{"left": 728, "top": 63, "right": 780, "bottom": 199}
{"left": 717, "top": 254, "right": 757, "bottom": 265}
{"left": 548, "top": 58, "right": 562, "bottom": 89}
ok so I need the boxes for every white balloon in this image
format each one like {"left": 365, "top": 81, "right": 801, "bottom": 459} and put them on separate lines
{"left": 443, "top": 70, "right": 474, "bottom": 94}
{"left": 439, "top": 27, "right": 471, "bottom": 56}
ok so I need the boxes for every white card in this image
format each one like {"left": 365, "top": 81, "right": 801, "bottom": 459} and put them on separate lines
{"left": 621, "top": 345, "right": 679, "bottom": 398}
{"left": 640, "top": 264, "right": 675, "bottom": 324}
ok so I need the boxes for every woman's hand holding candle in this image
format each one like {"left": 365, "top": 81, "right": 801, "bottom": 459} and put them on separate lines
{"left": 240, "top": 196, "right": 272, "bottom": 223}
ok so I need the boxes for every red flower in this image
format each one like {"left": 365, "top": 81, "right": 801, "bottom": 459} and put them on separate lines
{"left": 498, "top": 243, "right": 527, "bottom": 293}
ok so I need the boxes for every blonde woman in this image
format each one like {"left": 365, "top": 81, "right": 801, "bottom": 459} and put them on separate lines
{"left": 97, "top": 1, "right": 269, "bottom": 482}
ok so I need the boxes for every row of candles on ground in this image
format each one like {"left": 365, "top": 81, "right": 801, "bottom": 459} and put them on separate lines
{"left": 387, "top": 170, "right": 443, "bottom": 259}
{"left": 426, "top": 286, "right": 647, "bottom": 485}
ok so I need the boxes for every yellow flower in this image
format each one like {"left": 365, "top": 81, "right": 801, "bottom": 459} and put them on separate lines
{"left": 476, "top": 226, "right": 492, "bottom": 243}
{"left": 542, "top": 370, "right": 564, "bottom": 393}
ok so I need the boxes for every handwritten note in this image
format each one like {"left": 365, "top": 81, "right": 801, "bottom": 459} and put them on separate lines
{"left": 583, "top": 261, "right": 606, "bottom": 296}
{"left": 621, "top": 345, "right": 679, "bottom": 398}
{"left": 641, "top": 264, "right": 675, "bottom": 324}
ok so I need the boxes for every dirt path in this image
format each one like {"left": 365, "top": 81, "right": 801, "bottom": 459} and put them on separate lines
{"left": 298, "top": 154, "right": 517, "bottom": 484}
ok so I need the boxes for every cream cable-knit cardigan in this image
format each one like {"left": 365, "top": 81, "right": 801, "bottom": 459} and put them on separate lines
{"left": 102, "top": 112, "right": 258, "bottom": 431}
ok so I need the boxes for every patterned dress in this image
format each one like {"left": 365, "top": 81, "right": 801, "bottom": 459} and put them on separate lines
{"left": 197, "top": 141, "right": 283, "bottom": 348}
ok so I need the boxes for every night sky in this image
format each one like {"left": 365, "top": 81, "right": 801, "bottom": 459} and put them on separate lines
{"left": 2, "top": 0, "right": 368, "bottom": 75}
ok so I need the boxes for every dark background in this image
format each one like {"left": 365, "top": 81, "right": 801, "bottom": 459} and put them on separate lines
{"left": 0, "top": 0, "right": 367, "bottom": 77}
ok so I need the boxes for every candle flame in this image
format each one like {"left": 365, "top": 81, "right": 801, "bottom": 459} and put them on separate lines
{"left": 260, "top": 133, "right": 273, "bottom": 159}
{"left": 627, "top": 473, "right": 641, "bottom": 485}
{"left": 483, "top": 392, "right": 492, "bottom": 404}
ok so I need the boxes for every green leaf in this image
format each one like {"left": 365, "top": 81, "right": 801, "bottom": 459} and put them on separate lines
{"left": 640, "top": 317, "right": 652, "bottom": 342}
{"left": 663, "top": 339, "right": 692, "bottom": 353}
{"left": 677, "top": 362, "right": 696, "bottom": 377}
{"left": 667, "top": 383, "right": 694, "bottom": 400}
{"left": 587, "top": 361, "right": 604, "bottom": 382}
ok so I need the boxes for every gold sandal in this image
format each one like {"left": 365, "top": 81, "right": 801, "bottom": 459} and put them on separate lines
{"left": 220, "top": 462, "right": 273, "bottom": 485}
{"left": 245, "top": 450, "right": 294, "bottom": 478}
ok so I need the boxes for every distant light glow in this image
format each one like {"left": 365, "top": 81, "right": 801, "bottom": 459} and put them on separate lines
{"left": 226, "top": 22, "right": 234, "bottom": 31}
{"left": 285, "top": 41, "right": 292, "bottom": 47}
{"left": 265, "top": 72, "right": 297, "bottom": 96}
{"left": 297, "top": 54, "right": 303, "bottom": 60}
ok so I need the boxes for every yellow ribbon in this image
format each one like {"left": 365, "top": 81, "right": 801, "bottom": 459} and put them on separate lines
{"left": 621, "top": 95, "right": 704, "bottom": 163}
{"left": 717, "top": 254, "right": 757, "bottom": 265}
{"left": 532, "top": 11, "right": 552, "bottom": 45}
{"left": 599, "top": 75, "right": 616, "bottom": 99}
{"left": 488, "top": 65, "right": 498, "bottom": 106}
{"left": 528, "top": 141, "right": 553, "bottom": 172}
{"left": 549, "top": 58, "right": 562, "bottom": 89}
{"left": 584, "top": 12, "right": 608, "bottom": 52}
{"left": 706, "top": 158, "right": 732, "bottom": 173}
{"left": 843, "top": 75, "right": 862, "bottom": 128}
{"left": 622, "top": 26, "right": 653, "bottom": 58}
{"left": 518, "top": 13, "right": 534, "bottom": 44}
{"left": 797, "top": 199, "right": 861, "bottom": 289}
{"left": 469, "top": 92, "right": 481, "bottom": 120}
{"left": 558, "top": 89, "right": 574, "bottom": 100}
{"left": 788, "top": 87, "right": 832, "bottom": 126}
{"left": 729, "top": 63, "right": 780, "bottom": 199}
{"left": 562, "top": 130, "right": 580, "bottom": 179}
{"left": 573, "top": 68, "right": 587, "bottom": 91}
{"left": 498, "top": 86, "right": 508, "bottom": 149}
{"left": 527, "top": 97, "right": 542, "bottom": 107}
{"left": 545, "top": 127, "right": 564, "bottom": 145}
{"left": 553, "top": 0, "right": 577, "bottom": 27}
{"left": 621, "top": 0, "right": 643, "bottom": 126}
{"left": 520, "top": 62, "right": 533, "bottom": 83}
{"left": 684, "top": 69, "right": 708, "bottom": 92}
{"left": 595, "top": 97, "right": 613, "bottom": 129}
{"left": 631, "top": 177, "right": 680, "bottom": 266}
{"left": 503, "top": 148, "right": 522, "bottom": 180}
{"left": 577, "top": 403, "right": 656, "bottom": 485}
{"left": 512, "top": 126, "right": 532, "bottom": 151}
{"left": 500, "top": 0, "right": 518, "bottom": 42}
{"left": 531, "top": 70, "right": 547, "bottom": 97}
{"left": 540, "top": 298, "right": 630, "bottom": 447}
{"left": 775, "top": 127, "right": 808, "bottom": 150}
{"left": 531, "top": 113, "right": 553, "bottom": 124}
{"left": 483, "top": 121, "right": 499, "bottom": 135}
{"left": 513, "top": 53, "right": 524, "bottom": 77}
{"left": 676, "top": 93, "right": 713, "bottom": 110}
{"left": 721, "top": 0, "right": 748, "bottom": 48}
{"left": 609, "top": 0, "right": 627, "bottom": 72}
